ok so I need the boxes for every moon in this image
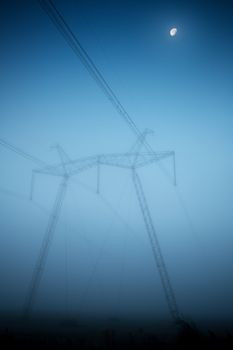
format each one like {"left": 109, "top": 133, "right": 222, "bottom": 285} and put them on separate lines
{"left": 170, "top": 28, "right": 177, "bottom": 37}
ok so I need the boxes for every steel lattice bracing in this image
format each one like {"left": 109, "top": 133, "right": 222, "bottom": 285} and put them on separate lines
{"left": 132, "top": 169, "right": 181, "bottom": 323}
{"left": 24, "top": 176, "right": 68, "bottom": 318}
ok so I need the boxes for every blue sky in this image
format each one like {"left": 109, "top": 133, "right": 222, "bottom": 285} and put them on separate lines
{"left": 0, "top": 0, "right": 233, "bottom": 325}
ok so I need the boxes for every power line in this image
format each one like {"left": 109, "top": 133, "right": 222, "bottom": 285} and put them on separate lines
{"left": 0, "top": 138, "right": 47, "bottom": 167}
{"left": 37, "top": 0, "right": 143, "bottom": 141}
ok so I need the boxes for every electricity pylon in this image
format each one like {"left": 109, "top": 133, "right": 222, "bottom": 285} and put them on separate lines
{"left": 23, "top": 137, "right": 181, "bottom": 323}
{"left": 33, "top": 1, "right": 183, "bottom": 322}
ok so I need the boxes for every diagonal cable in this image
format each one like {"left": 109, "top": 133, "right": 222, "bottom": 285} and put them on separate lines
{"left": 37, "top": 0, "right": 143, "bottom": 140}
{"left": 0, "top": 138, "right": 47, "bottom": 167}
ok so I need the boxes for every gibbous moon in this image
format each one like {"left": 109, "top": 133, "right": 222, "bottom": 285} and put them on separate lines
{"left": 170, "top": 28, "right": 177, "bottom": 37}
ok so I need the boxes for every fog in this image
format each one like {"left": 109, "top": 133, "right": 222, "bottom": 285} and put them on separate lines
{"left": 1, "top": 0, "right": 233, "bottom": 335}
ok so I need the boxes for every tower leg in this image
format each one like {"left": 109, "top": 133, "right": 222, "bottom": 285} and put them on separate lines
{"left": 132, "top": 169, "right": 181, "bottom": 323}
{"left": 23, "top": 176, "right": 68, "bottom": 319}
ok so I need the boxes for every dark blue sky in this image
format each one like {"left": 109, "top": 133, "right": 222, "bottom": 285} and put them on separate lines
{"left": 0, "top": 0, "right": 233, "bottom": 326}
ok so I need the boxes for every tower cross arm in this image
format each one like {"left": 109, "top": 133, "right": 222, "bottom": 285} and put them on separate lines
{"left": 88, "top": 151, "right": 175, "bottom": 169}
{"left": 32, "top": 151, "right": 175, "bottom": 179}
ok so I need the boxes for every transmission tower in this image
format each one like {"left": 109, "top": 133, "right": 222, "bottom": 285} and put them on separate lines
{"left": 1, "top": 0, "right": 188, "bottom": 324}
{"left": 22, "top": 134, "right": 181, "bottom": 323}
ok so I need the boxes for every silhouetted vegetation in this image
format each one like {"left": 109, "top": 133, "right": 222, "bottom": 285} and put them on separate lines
{"left": 1, "top": 323, "right": 233, "bottom": 349}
